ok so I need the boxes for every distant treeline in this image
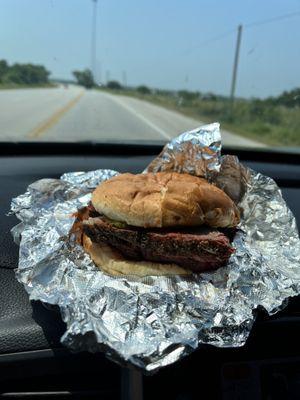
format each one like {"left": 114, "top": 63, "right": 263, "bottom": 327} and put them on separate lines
{"left": 98, "top": 79, "right": 300, "bottom": 146}
{"left": 103, "top": 80, "right": 300, "bottom": 109}
{"left": 72, "top": 67, "right": 300, "bottom": 145}
{"left": 71, "top": 67, "right": 300, "bottom": 109}
{"left": 0, "top": 59, "right": 50, "bottom": 85}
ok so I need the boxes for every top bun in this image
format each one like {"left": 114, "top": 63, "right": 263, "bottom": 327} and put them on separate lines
{"left": 91, "top": 172, "right": 240, "bottom": 228}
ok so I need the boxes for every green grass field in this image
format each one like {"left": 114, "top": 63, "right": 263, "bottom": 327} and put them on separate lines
{"left": 0, "top": 82, "right": 57, "bottom": 90}
{"left": 100, "top": 88, "right": 300, "bottom": 147}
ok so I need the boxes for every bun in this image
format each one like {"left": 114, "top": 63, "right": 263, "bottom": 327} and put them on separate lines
{"left": 92, "top": 172, "right": 239, "bottom": 228}
{"left": 82, "top": 235, "right": 190, "bottom": 276}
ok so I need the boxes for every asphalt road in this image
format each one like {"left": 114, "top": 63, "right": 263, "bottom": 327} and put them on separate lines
{"left": 0, "top": 86, "right": 263, "bottom": 147}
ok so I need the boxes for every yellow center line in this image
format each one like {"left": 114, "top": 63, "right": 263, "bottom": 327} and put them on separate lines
{"left": 27, "top": 90, "right": 84, "bottom": 139}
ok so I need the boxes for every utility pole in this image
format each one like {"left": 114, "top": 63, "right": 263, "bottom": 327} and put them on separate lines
{"left": 230, "top": 24, "right": 243, "bottom": 106}
{"left": 91, "top": 0, "right": 98, "bottom": 82}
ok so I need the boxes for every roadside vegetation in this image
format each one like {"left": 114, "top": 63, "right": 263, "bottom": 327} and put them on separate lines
{"left": 1, "top": 59, "right": 299, "bottom": 147}
{"left": 72, "top": 69, "right": 94, "bottom": 89}
{"left": 98, "top": 81, "right": 300, "bottom": 147}
{"left": 0, "top": 59, "right": 53, "bottom": 89}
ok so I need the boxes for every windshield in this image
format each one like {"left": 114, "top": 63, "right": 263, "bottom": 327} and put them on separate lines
{"left": 0, "top": 0, "right": 299, "bottom": 149}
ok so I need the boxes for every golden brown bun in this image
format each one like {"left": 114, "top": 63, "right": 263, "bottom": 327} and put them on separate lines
{"left": 92, "top": 172, "right": 239, "bottom": 228}
{"left": 83, "top": 235, "right": 190, "bottom": 276}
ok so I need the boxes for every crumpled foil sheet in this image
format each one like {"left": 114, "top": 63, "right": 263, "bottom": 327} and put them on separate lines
{"left": 10, "top": 123, "right": 300, "bottom": 373}
{"left": 147, "top": 122, "right": 221, "bottom": 177}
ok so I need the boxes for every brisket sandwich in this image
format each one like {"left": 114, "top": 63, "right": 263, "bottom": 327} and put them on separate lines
{"left": 82, "top": 172, "right": 240, "bottom": 276}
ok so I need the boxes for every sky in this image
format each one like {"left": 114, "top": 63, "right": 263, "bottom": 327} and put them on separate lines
{"left": 1, "top": 0, "right": 300, "bottom": 98}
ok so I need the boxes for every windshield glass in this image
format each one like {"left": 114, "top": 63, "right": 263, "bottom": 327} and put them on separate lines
{"left": 0, "top": 0, "right": 299, "bottom": 149}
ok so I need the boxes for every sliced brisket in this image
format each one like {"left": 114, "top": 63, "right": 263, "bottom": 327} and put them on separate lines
{"left": 83, "top": 215, "right": 234, "bottom": 273}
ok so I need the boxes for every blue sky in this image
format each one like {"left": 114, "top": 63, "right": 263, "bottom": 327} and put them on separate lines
{"left": 1, "top": 0, "right": 300, "bottom": 98}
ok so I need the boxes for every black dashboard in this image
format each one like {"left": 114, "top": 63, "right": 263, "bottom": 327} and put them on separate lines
{"left": 1, "top": 142, "right": 300, "bottom": 399}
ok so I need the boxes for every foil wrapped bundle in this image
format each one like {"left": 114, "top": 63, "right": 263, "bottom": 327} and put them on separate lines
{"left": 10, "top": 123, "right": 300, "bottom": 372}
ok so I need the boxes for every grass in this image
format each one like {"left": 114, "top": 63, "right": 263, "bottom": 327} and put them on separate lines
{"left": 0, "top": 82, "right": 57, "bottom": 90}
{"left": 99, "top": 88, "right": 300, "bottom": 147}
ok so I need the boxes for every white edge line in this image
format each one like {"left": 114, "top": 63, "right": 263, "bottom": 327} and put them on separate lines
{"left": 103, "top": 93, "right": 172, "bottom": 140}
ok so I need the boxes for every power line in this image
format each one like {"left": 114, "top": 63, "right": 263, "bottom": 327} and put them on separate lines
{"left": 182, "top": 28, "right": 236, "bottom": 55}
{"left": 130, "top": 9, "right": 300, "bottom": 89}
{"left": 181, "top": 10, "right": 300, "bottom": 56}
{"left": 245, "top": 10, "right": 300, "bottom": 29}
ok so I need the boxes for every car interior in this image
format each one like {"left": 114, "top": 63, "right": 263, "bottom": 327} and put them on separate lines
{"left": 1, "top": 142, "right": 300, "bottom": 399}
{"left": 1, "top": 0, "right": 300, "bottom": 399}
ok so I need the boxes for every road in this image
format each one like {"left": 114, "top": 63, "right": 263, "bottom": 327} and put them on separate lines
{"left": 0, "top": 85, "right": 263, "bottom": 147}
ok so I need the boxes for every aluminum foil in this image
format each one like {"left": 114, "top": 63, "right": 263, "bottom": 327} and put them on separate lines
{"left": 10, "top": 123, "right": 300, "bottom": 373}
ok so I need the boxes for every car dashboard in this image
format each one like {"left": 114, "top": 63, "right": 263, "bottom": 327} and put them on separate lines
{"left": 1, "top": 142, "right": 300, "bottom": 400}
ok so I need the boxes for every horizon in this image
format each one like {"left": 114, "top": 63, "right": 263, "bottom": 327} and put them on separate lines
{"left": 1, "top": 0, "right": 300, "bottom": 99}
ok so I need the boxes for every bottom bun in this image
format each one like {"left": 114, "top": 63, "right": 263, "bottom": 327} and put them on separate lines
{"left": 82, "top": 234, "right": 190, "bottom": 276}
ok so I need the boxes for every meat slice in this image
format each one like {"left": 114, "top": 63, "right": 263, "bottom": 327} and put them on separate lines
{"left": 83, "top": 216, "right": 234, "bottom": 273}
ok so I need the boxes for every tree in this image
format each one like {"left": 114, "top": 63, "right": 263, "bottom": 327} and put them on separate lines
{"left": 0, "top": 60, "right": 9, "bottom": 82}
{"left": 73, "top": 69, "right": 94, "bottom": 89}
{"left": 270, "top": 88, "right": 300, "bottom": 108}
{"left": 178, "top": 90, "right": 200, "bottom": 102}
{"left": 106, "top": 80, "right": 122, "bottom": 90}
{"left": 137, "top": 85, "right": 151, "bottom": 95}
{"left": 1, "top": 62, "right": 49, "bottom": 84}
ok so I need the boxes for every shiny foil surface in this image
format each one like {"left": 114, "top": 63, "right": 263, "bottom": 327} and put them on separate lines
{"left": 10, "top": 123, "right": 300, "bottom": 372}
